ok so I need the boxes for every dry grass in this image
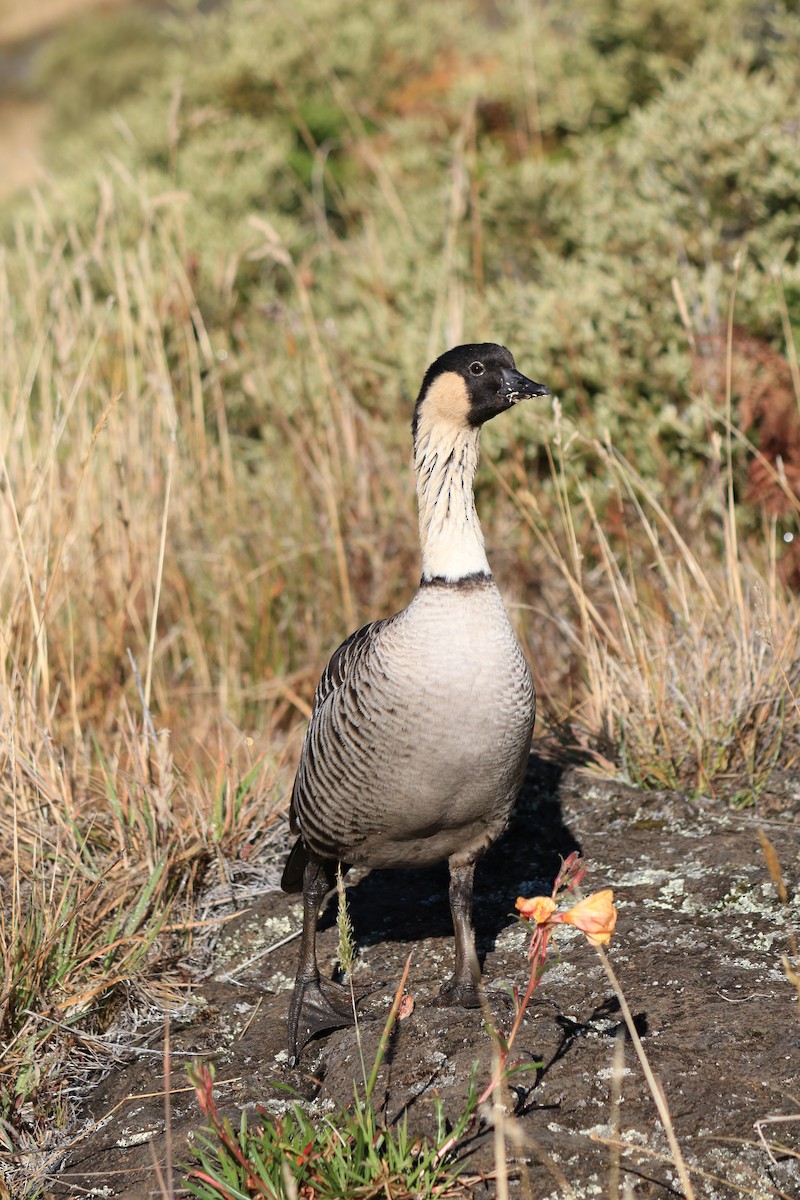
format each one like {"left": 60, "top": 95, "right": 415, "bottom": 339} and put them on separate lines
{"left": 0, "top": 190, "right": 294, "bottom": 1181}
{"left": 0, "top": 668, "right": 283, "bottom": 1171}
{"left": 503, "top": 418, "right": 800, "bottom": 792}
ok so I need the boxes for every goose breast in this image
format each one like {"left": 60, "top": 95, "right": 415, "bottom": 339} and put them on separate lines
{"left": 292, "top": 578, "right": 534, "bottom": 869}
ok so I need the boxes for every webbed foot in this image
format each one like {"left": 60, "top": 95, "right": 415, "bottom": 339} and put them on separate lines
{"left": 436, "top": 975, "right": 482, "bottom": 1009}
{"left": 287, "top": 976, "right": 362, "bottom": 1065}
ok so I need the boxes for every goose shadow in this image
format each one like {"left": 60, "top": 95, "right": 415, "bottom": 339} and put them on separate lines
{"left": 321, "top": 751, "right": 581, "bottom": 968}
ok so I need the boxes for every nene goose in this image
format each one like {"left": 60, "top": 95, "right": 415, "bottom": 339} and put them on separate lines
{"left": 281, "top": 342, "right": 549, "bottom": 1063}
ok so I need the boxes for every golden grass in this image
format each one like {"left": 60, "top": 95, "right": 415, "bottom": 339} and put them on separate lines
{"left": 503, "top": 421, "right": 800, "bottom": 792}
{"left": 0, "top": 683, "right": 281, "bottom": 1166}
{"left": 0, "top": 190, "right": 295, "bottom": 1178}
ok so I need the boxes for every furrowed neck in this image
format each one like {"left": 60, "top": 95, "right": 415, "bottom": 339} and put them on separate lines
{"left": 414, "top": 423, "right": 491, "bottom": 583}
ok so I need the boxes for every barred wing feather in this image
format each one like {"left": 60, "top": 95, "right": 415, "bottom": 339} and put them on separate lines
{"left": 282, "top": 617, "right": 395, "bottom": 891}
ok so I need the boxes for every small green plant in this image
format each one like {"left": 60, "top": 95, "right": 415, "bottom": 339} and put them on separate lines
{"left": 185, "top": 964, "right": 477, "bottom": 1200}
{"left": 186, "top": 1066, "right": 476, "bottom": 1200}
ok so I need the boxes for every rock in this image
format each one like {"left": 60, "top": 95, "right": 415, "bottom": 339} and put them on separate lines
{"left": 50, "top": 756, "right": 800, "bottom": 1198}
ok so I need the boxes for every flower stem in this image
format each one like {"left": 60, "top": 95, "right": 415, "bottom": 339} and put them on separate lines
{"left": 595, "top": 945, "right": 696, "bottom": 1200}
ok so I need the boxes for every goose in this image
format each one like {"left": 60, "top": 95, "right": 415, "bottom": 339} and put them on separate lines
{"left": 281, "top": 342, "right": 549, "bottom": 1063}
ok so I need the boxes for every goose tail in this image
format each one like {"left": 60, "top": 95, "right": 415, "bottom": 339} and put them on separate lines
{"left": 281, "top": 836, "right": 309, "bottom": 893}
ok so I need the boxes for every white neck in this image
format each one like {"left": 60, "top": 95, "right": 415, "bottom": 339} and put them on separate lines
{"left": 414, "top": 422, "right": 491, "bottom": 582}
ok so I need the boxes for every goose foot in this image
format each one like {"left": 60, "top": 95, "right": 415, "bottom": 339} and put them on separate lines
{"left": 287, "top": 976, "right": 360, "bottom": 1066}
{"left": 436, "top": 976, "right": 482, "bottom": 1009}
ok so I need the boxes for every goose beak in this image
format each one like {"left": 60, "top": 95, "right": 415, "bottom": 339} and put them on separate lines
{"left": 500, "top": 368, "right": 550, "bottom": 404}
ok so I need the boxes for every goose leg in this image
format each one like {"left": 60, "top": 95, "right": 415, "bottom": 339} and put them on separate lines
{"left": 287, "top": 857, "right": 355, "bottom": 1065}
{"left": 438, "top": 858, "right": 482, "bottom": 1008}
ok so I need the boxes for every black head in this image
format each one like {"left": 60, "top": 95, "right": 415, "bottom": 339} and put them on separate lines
{"left": 412, "top": 342, "right": 550, "bottom": 445}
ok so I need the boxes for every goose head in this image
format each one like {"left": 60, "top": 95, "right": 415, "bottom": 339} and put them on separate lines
{"left": 412, "top": 343, "right": 550, "bottom": 448}
{"left": 412, "top": 344, "right": 550, "bottom": 582}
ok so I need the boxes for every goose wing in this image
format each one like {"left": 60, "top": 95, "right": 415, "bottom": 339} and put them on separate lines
{"left": 282, "top": 617, "right": 393, "bottom": 891}
{"left": 309, "top": 618, "right": 389, "bottom": 719}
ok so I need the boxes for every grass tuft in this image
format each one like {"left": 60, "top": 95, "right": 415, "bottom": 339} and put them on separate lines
{"left": 503, "top": 415, "right": 800, "bottom": 793}
{"left": 185, "top": 968, "right": 477, "bottom": 1200}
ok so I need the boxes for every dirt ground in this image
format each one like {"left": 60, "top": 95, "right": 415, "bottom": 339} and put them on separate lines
{"left": 40, "top": 755, "right": 800, "bottom": 1199}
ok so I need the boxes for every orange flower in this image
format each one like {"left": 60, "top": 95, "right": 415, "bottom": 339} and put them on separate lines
{"left": 515, "top": 895, "right": 557, "bottom": 924}
{"left": 555, "top": 889, "right": 617, "bottom": 945}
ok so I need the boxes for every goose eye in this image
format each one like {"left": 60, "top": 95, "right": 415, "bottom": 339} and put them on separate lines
{"left": 469, "top": 362, "right": 485, "bottom": 376}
